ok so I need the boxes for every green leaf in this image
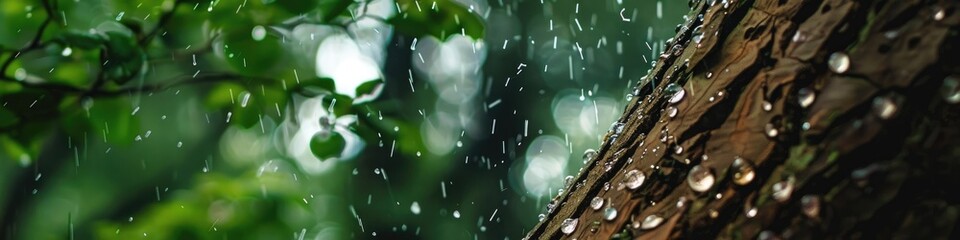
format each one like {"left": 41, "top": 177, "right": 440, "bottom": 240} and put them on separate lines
{"left": 354, "top": 79, "right": 384, "bottom": 104}
{"left": 103, "top": 31, "right": 146, "bottom": 84}
{"left": 297, "top": 77, "right": 336, "bottom": 96}
{"left": 60, "top": 30, "right": 105, "bottom": 49}
{"left": 0, "top": 135, "right": 31, "bottom": 165}
{"left": 0, "top": 107, "right": 18, "bottom": 128}
{"left": 219, "top": 25, "right": 284, "bottom": 74}
{"left": 87, "top": 97, "right": 140, "bottom": 145}
{"left": 310, "top": 130, "right": 346, "bottom": 160}
{"left": 324, "top": 94, "right": 354, "bottom": 117}
{"left": 390, "top": 0, "right": 485, "bottom": 40}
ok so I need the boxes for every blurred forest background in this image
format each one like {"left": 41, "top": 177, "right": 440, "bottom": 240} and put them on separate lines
{"left": 0, "top": 0, "right": 686, "bottom": 239}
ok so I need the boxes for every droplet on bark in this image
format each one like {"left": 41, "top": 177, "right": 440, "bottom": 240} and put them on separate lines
{"left": 731, "top": 157, "right": 756, "bottom": 185}
{"left": 687, "top": 165, "right": 715, "bottom": 193}
{"left": 623, "top": 169, "right": 646, "bottom": 190}
{"left": 828, "top": 52, "right": 850, "bottom": 73}
{"left": 640, "top": 214, "right": 664, "bottom": 230}
{"left": 798, "top": 88, "right": 816, "bottom": 108}
{"left": 561, "top": 218, "right": 579, "bottom": 234}
{"left": 589, "top": 197, "right": 604, "bottom": 210}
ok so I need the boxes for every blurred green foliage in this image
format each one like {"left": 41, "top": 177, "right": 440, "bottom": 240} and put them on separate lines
{"left": 0, "top": 0, "right": 689, "bottom": 238}
{"left": 0, "top": 0, "right": 482, "bottom": 239}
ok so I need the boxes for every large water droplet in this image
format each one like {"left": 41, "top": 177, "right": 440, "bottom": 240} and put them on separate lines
{"left": 872, "top": 96, "right": 897, "bottom": 119}
{"left": 251, "top": 25, "right": 267, "bottom": 41}
{"left": 745, "top": 207, "right": 758, "bottom": 218}
{"left": 668, "top": 87, "right": 686, "bottom": 104}
{"left": 664, "top": 83, "right": 682, "bottom": 95}
{"left": 772, "top": 175, "right": 795, "bottom": 203}
{"left": 666, "top": 106, "right": 678, "bottom": 118}
{"left": 410, "top": 201, "right": 421, "bottom": 215}
{"left": 731, "top": 157, "right": 756, "bottom": 186}
{"left": 582, "top": 149, "right": 598, "bottom": 163}
{"left": 828, "top": 52, "right": 850, "bottom": 73}
{"left": 640, "top": 214, "right": 664, "bottom": 230}
{"left": 603, "top": 207, "right": 618, "bottom": 221}
{"left": 765, "top": 122, "right": 779, "bottom": 138}
{"left": 798, "top": 88, "right": 816, "bottom": 108}
{"left": 560, "top": 218, "right": 579, "bottom": 234}
{"left": 623, "top": 169, "right": 646, "bottom": 190}
{"left": 762, "top": 101, "right": 773, "bottom": 112}
{"left": 687, "top": 165, "right": 715, "bottom": 192}
{"left": 934, "top": 7, "right": 946, "bottom": 21}
{"left": 663, "top": 83, "right": 684, "bottom": 103}
{"left": 801, "top": 195, "right": 821, "bottom": 218}
{"left": 941, "top": 76, "right": 960, "bottom": 104}
{"left": 590, "top": 197, "right": 604, "bottom": 210}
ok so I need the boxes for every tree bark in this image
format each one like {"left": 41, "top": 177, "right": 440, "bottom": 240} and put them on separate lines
{"left": 527, "top": 0, "right": 960, "bottom": 239}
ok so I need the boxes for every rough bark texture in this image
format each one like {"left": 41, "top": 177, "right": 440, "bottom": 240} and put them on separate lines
{"left": 527, "top": 0, "right": 960, "bottom": 239}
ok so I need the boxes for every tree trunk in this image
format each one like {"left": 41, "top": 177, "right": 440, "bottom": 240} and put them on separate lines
{"left": 527, "top": 0, "right": 960, "bottom": 239}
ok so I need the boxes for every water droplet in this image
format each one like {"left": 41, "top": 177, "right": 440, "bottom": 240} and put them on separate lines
{"left": 603, "top": 207, "right": 618, "bottom": 221}
{"left": 61, "top": 47, "right": 73, "bottom": 57}
{"left": 14, "top": 68, "right": 27, "bottom": 81}
{"left": 668, "top": 87, "right": 686, "bottom": 104}
{"left": 177, "top": 141, "right": 183, "bottom": 148}
{"left": 564, "top": 175, "right": 575, "bottom": 187}
{"left": 934, "top": 7, "right": 946, "bottom": 21}
{"left": 538, "top": 214, "right": 546, "bottom": 221}
{"left": 560, "top": 218, "right": 579, "bottom": 234}
{"left": 666, "top": 106, "right": 678, "bottom": 118}
{"left": 792, "top": 30, "right": 808, "bottom": 43}
{"left": 589, "top": 197, "right": 604, "bottom": 210}
{"left": 251, "top": 25, "right": 266, "bottom": 41}
{"left": 115, "top": 11, "right": 125, "bottom": 21}
{"left": 872, "top": 96, "right": 897, "bottom": 119}
{"left": 687, "top": 165, "right": 715, "bottom": 193}
{"left": 746, "top": 207, "right": 758, "bottom": 218}
{"left": 374, "top": 168, "right": 381, "bottom": 174}
{"left": 674, "top": 145, "right": 684, "bottom": 154}
{"left": 623, "top": 169, "right": 646, "bottom": 190}
{"left": 798, "top": 88, "right": 815, "bottom": 108}
{"left": 765, "top": 122, "right": 779, "bottom": 138}
{"left": 452, "top": 210, "right": 461, "bottom": 218}
{"left": 731, "top": 157, "right": 756, "bottom": 186}
{"left": 706, "top": 72, "right": 713, "bottom": 79}
{"left": 762, "top": 101, "right": 773, "bottom": 111}
{"left": 410, "top": 202, "right": 421, "bottom": 215}
{"left": 582, "top": 149, "right": 598, "bottom": 164}
{"left": 640, "top": 214, "right": 664, "bottom": 230}
{"left": 664, "top": 83, "right": 682, "bottom": 95}
{"left": 771, "top": 175, "right": 795, "bottom": 203}
{"left": 942, "top": 76, "right": 960, "bottom": 103}
{"left": 676, "top": 196, "right": 687, "bottom": 208}
{"left": 801, "top": 195, "right": 820, "bottom": 218}
{"left": 828, "top": 52, "right": 850, "bottom": 74}
{"left": 240, "top": 92, "right": 251, "bottom": 108}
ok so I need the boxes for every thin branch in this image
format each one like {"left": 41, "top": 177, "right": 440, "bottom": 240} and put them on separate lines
{"left": 0, "top": 72, "right": 274, "bottom": 97}
{"left": 0, "top": 0, "right": 54, "bottom": 76}
{"left": 140, "top": 0, "right": 182, "bottom": 45}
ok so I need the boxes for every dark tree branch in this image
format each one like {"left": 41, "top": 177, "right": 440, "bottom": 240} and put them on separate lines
{"left": 1, "top": 72, "right": 274, "bottom": 97}
{"left": 0, "top": 0, "right": 55, "bottom": 78}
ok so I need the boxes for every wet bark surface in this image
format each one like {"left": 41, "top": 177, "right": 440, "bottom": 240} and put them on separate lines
{"left": 527, "top": 0, "right": 960, "bottom": 239}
